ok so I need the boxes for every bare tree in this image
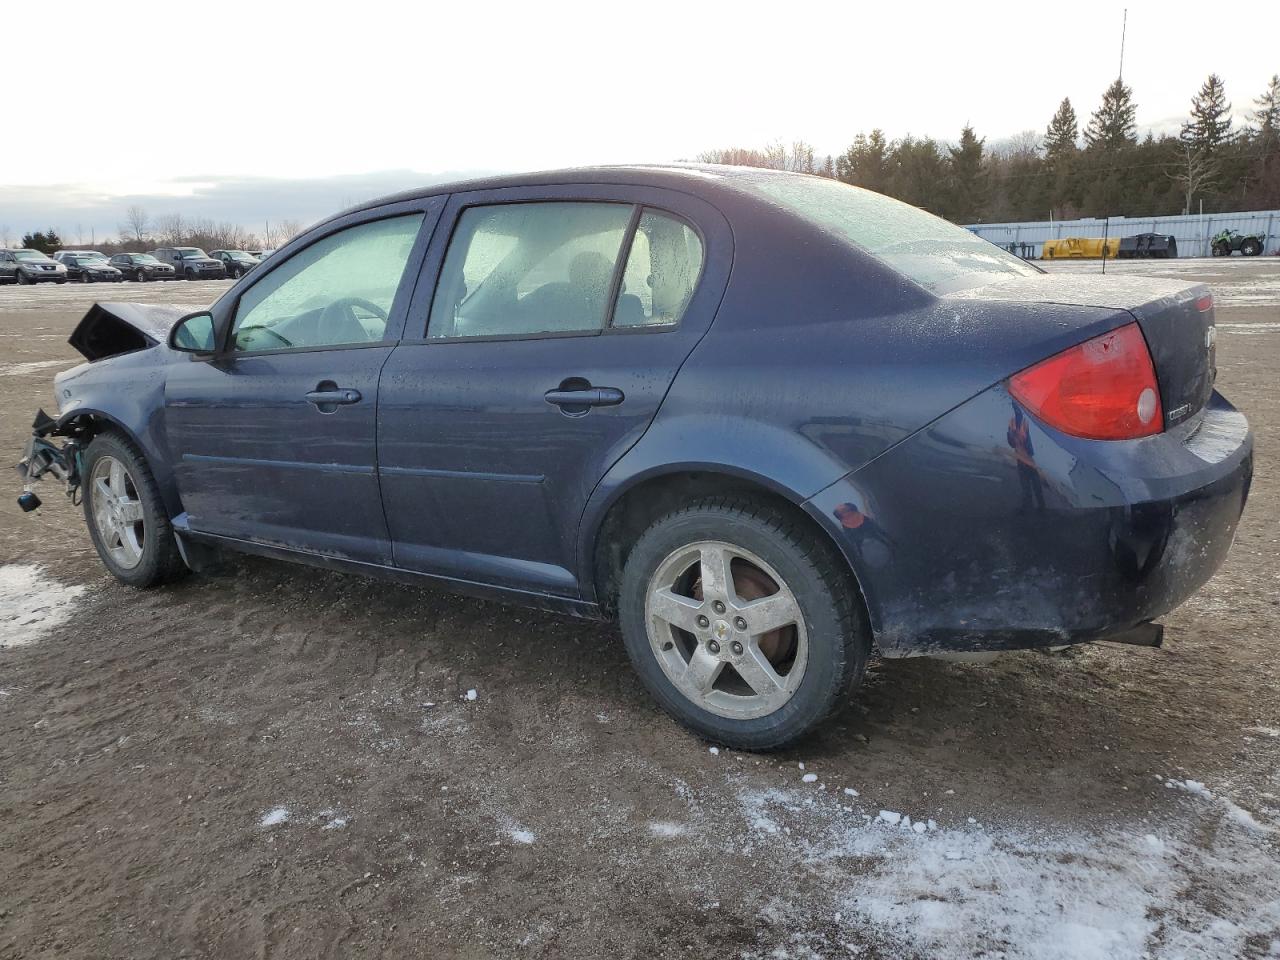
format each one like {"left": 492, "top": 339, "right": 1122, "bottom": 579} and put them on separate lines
{"left": 154, "top": 213, "right": 187, "bottom": 246}
{"left": 277, "top": 219, "right": 304, "bottom": 244}
{"left": 120, "top": 205, "right": 150, "bottom": 245}
{"left": 0, "top": 224, "right": 11, "bottom": 247}
{"left": 1166, "top": 144, "right": 1219, "bottom": 213}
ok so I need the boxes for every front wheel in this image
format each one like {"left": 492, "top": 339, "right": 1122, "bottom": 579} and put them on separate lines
{"left": 81, "top": 270, "right": 92, "bottom": 283}
{"left": 135, "top": 268, "right": 147, "bottom": 282}
{"left": 619, "top": 498, "right": 869, "bottom": 750}
{"left": 1212, "top": 241, "right": 1230, "bottom": 257}
{"left": 1241, "top": 238, "right": 1262, "bottom": 257}
{"left": 16, "top": 271, "right": 28, "bottom": 285}
{"left": 82, "top": 432, "right": 186, "bottom": 588}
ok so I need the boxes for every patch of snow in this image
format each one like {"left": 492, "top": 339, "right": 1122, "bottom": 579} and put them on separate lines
{"left": 801, "top": 773, "right": 818, "bottom": 784}
{"left": 0, "top": 564, "right": 86, "bottom": 648}
{"left": 648, "top": 821, "right": 687, "bottom": 839}
{"left": 1168, "top": 778, "right": 1214, "bottom": 800}
{"left": 509, "top": 828, "right": 536, "bottom": 845}
{"left": 1246, "top": 726, "right": 1280, "bottom": 738}
{"left": 464, "top": 688, "right": 477, "bottom": 701}
{"left": 708, "top": 746, "right": 719, "bottom": 755}
{"left": 843, "top": 787, "right": 859, "bottom": 798}
{"left": 0, "top": 358, "right": 76, "bottom": 377}
{"left": 260, "top": 807, "right": 289, "bottom": 827}
{"left": 877, "top": 810, "right": 902, "bottom": 826}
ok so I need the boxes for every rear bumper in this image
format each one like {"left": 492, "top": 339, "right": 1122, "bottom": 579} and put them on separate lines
{"left": 807, "top": 387, "right": 1253, "bottom": 656}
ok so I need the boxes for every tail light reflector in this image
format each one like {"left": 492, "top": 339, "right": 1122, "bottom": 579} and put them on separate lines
{"left": 1009, "top": 322, "right": 1162, "bottom": 440}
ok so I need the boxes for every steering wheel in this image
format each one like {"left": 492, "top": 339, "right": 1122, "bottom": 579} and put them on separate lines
{"left": 318, "top": 297, "right": 389, "bottom": 343}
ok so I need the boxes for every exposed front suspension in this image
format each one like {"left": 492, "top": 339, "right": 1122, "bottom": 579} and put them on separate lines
{"left": 15, "top": 410, "right": 84, "bottom": 512}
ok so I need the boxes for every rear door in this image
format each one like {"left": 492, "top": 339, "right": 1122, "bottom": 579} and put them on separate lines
{"left": 377, "top": 184, "right": 731, "bottom": 596}
{"left": 163, "top": 200, "right": 440, "bottom": 563}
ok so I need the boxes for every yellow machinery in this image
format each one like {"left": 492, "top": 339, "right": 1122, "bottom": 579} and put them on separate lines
{"left": 1041, "top": 237, "right": 1121, "bottom": 260}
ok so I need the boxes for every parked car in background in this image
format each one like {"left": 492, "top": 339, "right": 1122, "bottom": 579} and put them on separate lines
{"left": 0, "top": 250, "right": 20, "bottom": 284}
{"left": 54, "top": 250, "right": 109, "bottom": 264}
{"left": 63, "top": 254, "right": 124, "bottom": 283}
{"left": 150, "top": 247, "right": 226, "bottom": 280}
{"left": 109, "top": 253, "right": 178, "bottom": 282}
{"left": 4, "top": 249, "right": 67, "bottom": 284}
{"left": 17, "top": 166, "right": 1252, "bottom": 749}
{"left": 210, "top": 249, "right": 260, "bottom": 278}
{"left": 247, "top": 249, "right": 275, "bottom": 261}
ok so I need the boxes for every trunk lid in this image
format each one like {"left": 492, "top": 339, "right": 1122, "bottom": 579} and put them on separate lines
{"left": 949, "top": 273, "right": 1216, "bottom": 429}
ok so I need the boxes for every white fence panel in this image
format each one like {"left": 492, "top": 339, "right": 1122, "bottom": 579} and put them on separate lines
{"left": 966, "top": 209, "right": 1279, "bottom": 258}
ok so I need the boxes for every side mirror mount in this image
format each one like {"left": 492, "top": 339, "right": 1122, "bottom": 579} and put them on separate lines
{"left": 169, "top": 311, "right": 218, "bottom": 355}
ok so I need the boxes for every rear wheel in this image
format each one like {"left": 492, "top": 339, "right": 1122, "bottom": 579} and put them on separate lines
{"left": 1241, "top": 238, "right": 1262, "bottom": 257}
{"left": 82, "top": 432, "right": 185, "bottom": 588}
{"left": 619, "top": 498, "right": 869, "bottom": 750}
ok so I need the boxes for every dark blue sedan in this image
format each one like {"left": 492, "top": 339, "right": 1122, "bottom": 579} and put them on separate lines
{"left": 18, "top": 166, "right": 1252, "bottom": 748}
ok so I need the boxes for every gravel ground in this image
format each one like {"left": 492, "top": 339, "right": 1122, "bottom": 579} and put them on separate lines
{"left": 1, "top": 261, "right": 1278, "bottom": 960}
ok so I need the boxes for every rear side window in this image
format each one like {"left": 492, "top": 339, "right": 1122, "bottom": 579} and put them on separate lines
{"left": 429, "top": 202, "right": 632, "bottom": 338}
{"left": 612, "top": 210, "right": 703, "bottom": 328}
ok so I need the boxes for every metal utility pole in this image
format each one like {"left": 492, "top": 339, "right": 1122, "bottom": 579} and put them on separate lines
{"left": 1118, "top": 9, "right": 1127, "bottom": 82}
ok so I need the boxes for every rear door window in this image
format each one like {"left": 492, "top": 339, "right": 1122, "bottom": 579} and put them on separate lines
{"left": 428, "top": 202, "right": 632, "bottom": 339}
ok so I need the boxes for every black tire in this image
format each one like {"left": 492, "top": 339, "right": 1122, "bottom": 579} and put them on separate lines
{"left": 185, "top": 269, "right": 196, "bottom": 281}
{"left": 16, "top": 271, "right": 28, "bottom": 285}
{"left": 1212, "top": 241, "right": 1230, "bottom": 257}
{"left": 56, "top": 279, "right": 67, "bottom": 284}
{"left": 81, "top": 431, "right": 186, "bottom": 588}
{"left": 136, "top": 268, "right": 147, "bottom": 282}
{"left": 618, "top": 497, "right": 870, "bottom": 750}
{"left": 81, "top": 270, "right": 92, "bottom": 284}
{"left": 1241, "top": 238, "right": 1262, "bottom": 257}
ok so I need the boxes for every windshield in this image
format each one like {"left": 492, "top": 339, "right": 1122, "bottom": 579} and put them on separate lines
{"left": 230, "top": 252, "right": 256, "bottom": 261}
{"left": 735, "top": 173, "right": 1040, "bottom": 295}
{"left": 13, "top": 250, "right": 52, "bottom": 262}
{"left": 177, "top": 248, "right": 208, "bottom": 259}
{"left": 132, "top": 254, "right": 159, "bottom": 263}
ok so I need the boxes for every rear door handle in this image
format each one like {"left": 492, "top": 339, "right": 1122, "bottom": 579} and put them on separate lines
{"left": 543, "top": 386, "right": 625, "bottom": 408}
{"left": 305, "top": 387, "right": 362, "bottom": 411}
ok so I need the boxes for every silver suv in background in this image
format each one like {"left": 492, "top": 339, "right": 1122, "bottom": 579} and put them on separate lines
{"left": 0, "top": 250, "right": 68, "bottom": 284}
{"left": 150, "top": 247, "right": 226, "bottom": 281}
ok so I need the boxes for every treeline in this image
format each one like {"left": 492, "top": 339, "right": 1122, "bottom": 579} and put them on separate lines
{"left": 10, "top": 208, "right": 306, "bottom": 255}
{"left": 698, "top": 73, "right": 1280, "bottom": 223}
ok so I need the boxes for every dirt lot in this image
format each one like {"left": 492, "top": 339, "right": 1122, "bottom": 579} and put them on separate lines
{"left": 1, "top": 261, "right": 1278, "bottom": 960}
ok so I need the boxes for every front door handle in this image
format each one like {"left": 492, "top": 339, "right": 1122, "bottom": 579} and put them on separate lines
{"left": 305, "top": 386, "right": 362, "bottom": 412}
{"left": 543, "top": 386, "right": 625, "bottom": 409}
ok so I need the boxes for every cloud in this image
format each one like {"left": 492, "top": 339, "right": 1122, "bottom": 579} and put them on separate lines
{"left": 0, "top": 168, "right": 496, "bottom": 244}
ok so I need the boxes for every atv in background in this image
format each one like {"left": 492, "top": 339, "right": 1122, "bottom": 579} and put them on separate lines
{"left": 1211, "top": 229, "right": 1265, "bottom": 257}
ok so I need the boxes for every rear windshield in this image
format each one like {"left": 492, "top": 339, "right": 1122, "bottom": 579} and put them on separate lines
{"left": 735, "top": 173, "right": 1040, "bottom": 295}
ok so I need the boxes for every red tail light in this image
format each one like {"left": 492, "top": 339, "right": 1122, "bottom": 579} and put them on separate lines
{"left": 1009, "top": 322, "right": 1163, "bottom": 440}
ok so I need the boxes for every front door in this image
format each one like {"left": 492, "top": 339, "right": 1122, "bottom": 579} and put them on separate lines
{"left": 378, "top": 186, "right": 729, "bottom": 596}
{"left": 164, "top": 206, "right": 436, "bottom": 564}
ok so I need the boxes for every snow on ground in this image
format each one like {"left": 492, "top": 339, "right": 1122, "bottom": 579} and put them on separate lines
{"left": 1043, "top": 258, "right": 1280, "bottom": 309}
{"left": 0, "top": 564, "right": 86, "bottom": 649}
{"left": 260, "top": 807, "right": 290, "bottom": 828}
{"left": 726, "top": 775, "right": 1280, "bottom": 960}
{"left": 0, "top": 358, "right": 77, "bottom": 377}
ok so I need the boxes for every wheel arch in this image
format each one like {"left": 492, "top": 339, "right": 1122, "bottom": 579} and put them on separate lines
{"left": 582, "top": 465, "right": 873, "bottom": 635}
{"left": 55, "top": 407, "right": 184, "bottom": 517}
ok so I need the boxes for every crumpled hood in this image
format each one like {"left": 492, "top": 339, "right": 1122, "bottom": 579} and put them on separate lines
{"left": 68, "top": 301, "right": 192, "bottom": 361}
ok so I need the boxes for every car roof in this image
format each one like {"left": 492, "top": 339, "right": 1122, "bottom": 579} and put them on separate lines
{"left": 332, "top": 163, "right": 808, "bottom": 222}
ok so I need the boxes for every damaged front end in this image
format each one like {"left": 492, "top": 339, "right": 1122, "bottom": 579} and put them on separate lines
{"left": 16, "top": 409, "right": 91, "bottom": 512}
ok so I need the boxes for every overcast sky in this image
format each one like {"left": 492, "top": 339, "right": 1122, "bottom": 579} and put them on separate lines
{"left": 3, "top": 0, "right": 1277, "bottom": 243}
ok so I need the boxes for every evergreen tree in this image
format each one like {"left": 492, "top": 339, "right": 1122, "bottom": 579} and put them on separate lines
{"left": 835, "top": 129, "right": 891, "bottom": 193}
{"left": 947, "top": 125, "right": 986, "bottom": 222}
{"left": 1084, "top": 79, "right": 1138, "bottom": 149}
{"left": 1044, "top": 98, "right": 1079, "bottom": 160}
{"left": 1180, "top": 73, "right": 1233, "bottom": 154}
{"left": 1251, "top": 73, "right": 1280, "bottom": 148}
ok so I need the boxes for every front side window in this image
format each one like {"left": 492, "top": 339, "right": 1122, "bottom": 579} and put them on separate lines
{"left": 231, "top": 213, "right": 423, "bottom": 353}
{"left": 612, "top": 210, "right": 703, "bottom": 327}
{"left": 429, "top": 202, "right": 632, "bottom": 339}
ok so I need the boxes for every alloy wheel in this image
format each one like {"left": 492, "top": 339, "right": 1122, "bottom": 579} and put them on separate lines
{"left": 90, "top": 455, "right": 146, "bottom": 570}
{"left": 645, "top": 540, "right": 807, "bottom": 720}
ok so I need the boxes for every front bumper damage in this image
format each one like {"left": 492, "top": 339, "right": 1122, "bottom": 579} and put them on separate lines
{"left": 15, "top": 410, "right": 84, "bottom": 512}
